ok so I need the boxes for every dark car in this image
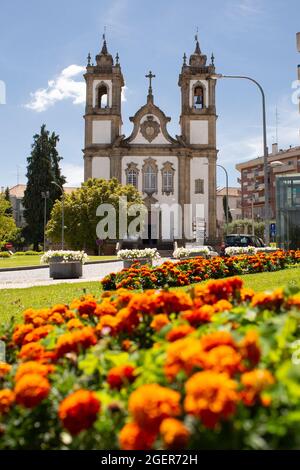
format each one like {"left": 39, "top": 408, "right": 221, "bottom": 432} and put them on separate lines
{"left": 220, "top": 234, "right": 265, "bottom": 256}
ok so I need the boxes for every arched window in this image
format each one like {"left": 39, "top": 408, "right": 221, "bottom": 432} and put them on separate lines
{"left": 97, "top": 84, "right": 108, "bottom": 108}
{"left": 193, "top": 85, "right": 204, "bottom": 109}
{"left": 161, "top": 162, "right": 175, "bottom": 195}
{"left": 125, "top": 163, "right": 139, "bottom": 189}
{"left": 142, "top": 158, "right": 158, "bottom": 194}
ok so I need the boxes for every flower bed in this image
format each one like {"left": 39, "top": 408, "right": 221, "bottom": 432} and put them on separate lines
{"left": 1, "top": 276, "right": 300, "bottom": 449}
{"left": 102, "top": 250, "right": 300, "bottom": 291}
{"left": 41, "top": 250, "right": 88, "bottom": 264}
{"left": 173, "top": 246, "right": 210, "bottom": 259}
{"left": 117, "top": 248, "right": 160, "bottom": 261}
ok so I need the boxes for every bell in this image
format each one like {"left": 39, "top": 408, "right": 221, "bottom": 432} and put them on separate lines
{"left": 195, "top": 96, "right": 202, "bottom": 105}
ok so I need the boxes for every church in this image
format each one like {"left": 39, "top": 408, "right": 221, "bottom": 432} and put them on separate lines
{"left": 83, "top": 35, "right": 218, "bottom": 244}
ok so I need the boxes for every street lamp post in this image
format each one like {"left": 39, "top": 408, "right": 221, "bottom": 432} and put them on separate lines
{"left": 41, "top": 191, "right": 50, "bottom": 252}
{"left": 51, "top": 181, "right": 64, "bottom": 249}
{"left": 211, "top": 74, "right": 270, "bottom": 245}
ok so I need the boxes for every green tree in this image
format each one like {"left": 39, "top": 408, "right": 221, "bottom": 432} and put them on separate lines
{"left": 227, "top": 219, "right": 266, "bottom": 239}
{"left": 0, "top": 194, "right": 19, "bottom": 249}
{"left": 23, "top": 125, "right": 66, "bottom": 250}
{"left": 4, "top": 187, "right": 13, "bottom": 215}
{"left": 46, "top": 178, "right": 143, "bottom": 252}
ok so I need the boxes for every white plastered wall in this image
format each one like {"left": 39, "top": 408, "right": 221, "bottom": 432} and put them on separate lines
{"left": 91, "top": 157, "right": 110, "bottom": 179}
{"left": 92, "top": 120, "right": 111, "bottom": 144}
{"left": 190, "top": 120, "right": 209, "bottom": 144}
{"left": 130, "top": 115, "right": 170, "bottom": 145}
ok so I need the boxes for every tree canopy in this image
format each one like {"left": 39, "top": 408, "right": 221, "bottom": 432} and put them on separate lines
{"left": 23, "top": 124, "right": 65, "bottom": 250}
{"left": 46, "top": 178, "right": 143, "bottom": 251}
{"left": 0, "top": 194, "right": 19, "bottom": 249}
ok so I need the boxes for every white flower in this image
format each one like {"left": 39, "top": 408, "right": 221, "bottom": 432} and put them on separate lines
{"left": 225, "top": 246, "right": 256, "bottom": 256}
{"left": 117, "top": 248, "right": 160, "bottom": 260}
{"left": 41, "top": 250, "right": 89, "bottom": 264}
{"left": 173, "top": 246, "right": 210, "bottom": 259}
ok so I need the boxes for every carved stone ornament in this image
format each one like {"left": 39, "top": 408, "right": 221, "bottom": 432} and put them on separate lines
{"left": 140, "top": 115, "right": 161, "bottom": 142}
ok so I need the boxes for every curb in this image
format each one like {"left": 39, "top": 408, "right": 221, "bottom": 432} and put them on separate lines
{"left": 0, "top": 259, "right": 121, "bottom": 273}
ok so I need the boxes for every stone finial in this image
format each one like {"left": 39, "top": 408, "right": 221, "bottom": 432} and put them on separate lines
{"left": 87, "top": 52, "right": 91, "bottom": 66}
{"left": 115, "top": 52, "right": 119, "bottom": 65}
{"left": 211, "top": 52, "right": 215, "bottom": 66}
{"left": 183, "top": 53, "right": 187, "bottom": 65}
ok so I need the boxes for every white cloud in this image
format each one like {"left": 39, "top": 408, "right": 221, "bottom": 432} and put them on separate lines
{"left": 25, "top": 65, "right": 86, "bottom": 112}
{"left": 61, "top": 162, "right": 84, "bottom": 187}
{"left": 26, "top": 64, "right": 127, "bottom": 112}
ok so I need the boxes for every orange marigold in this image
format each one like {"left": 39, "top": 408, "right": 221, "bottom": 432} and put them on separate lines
{"left": 240, "top": 369, "right": 275, "bottom": 406}
{"left": 66, "top": 318, "right": 84, "bottom": 330}
{"left": 107, "top": 364, "right": 136, "bottom": 390}
{"left": 199, "top": 345, "right": 242, "bottom": 376}
{"left": 182, "top": 305, "right": 214, "bottom": 326}
{"left": 200, "top": 330, "right": 237, "bottom": 352}
{"left": 166, "top": 324, "right": 195, "bottom": 342}
{"left": 22, "top": 324, "right": 53, "bottom": 345}
{"left": 165, "top": 336, "right": 202, "bottom": 380}
{"left": 154, "top": 291, "right": 193, "bottom": 314}
{"left": 184, "top": 371, "right": 239, "bottom": 428}
{"left": 160, "top": 418, "right": 189, "bottom": 449}
{"left": 19, "top": 342, "right": 46, "bottom": 362}
{"left": 15, "top": 373, "right": 50, "bottom": 408}
{"left": 0, "top": 362, "right": 11, "bottom": 378}
{"left": 251, "top": 288, "right": 284, "bottom": 311}
{"left": 119, "top": 422, "right": 156, "bottom": 450}
{"left": 12, "top": 324, "right": 34, "bottom": 346}
{"left": 128, "top": 384, "right": 181, "bottom": 431}
{"left": 94, "top": 300, "right": 118, "bottom": 317}
{"left": 96, "top": 315, "right": 120, "bottom": 336}
{"left": 15, "top": 361, "right": 54, "bottom": 382}
{"left": 77, "top": 298, "right": 97, "bottom": 317}
{"left": 0, "top": 389, "right": 15, "bottom": 414}
{"left": 58, "top": 389, "right": 100, "bottom": 435}
{"left": 150, "top": 314, "right": 170, "bottom": 332}
{"left": 55, "top": 327, "right": 97, "bottom": 358}
{"left": 239, "top": 330, "right": 261, "bottom": 368}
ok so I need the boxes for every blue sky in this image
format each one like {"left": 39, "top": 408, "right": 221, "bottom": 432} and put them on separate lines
{"left": 0, "top": 0, "right": 299, "bottom": 190}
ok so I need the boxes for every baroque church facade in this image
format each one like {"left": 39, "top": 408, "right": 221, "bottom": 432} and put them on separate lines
{"left": 83, "top": 36, "right": 218, "bottom": 242}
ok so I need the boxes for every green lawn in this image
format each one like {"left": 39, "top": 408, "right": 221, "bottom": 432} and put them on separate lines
{"left": 0, "top": 255, "right": 117, "bottom": 269}
{"left": 0, "top": 266, "right": 299, "bottom": 326}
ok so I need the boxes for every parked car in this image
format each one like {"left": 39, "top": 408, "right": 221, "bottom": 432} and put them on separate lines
{"left": 220, "top": 234, "right": 265, "bottom": 256}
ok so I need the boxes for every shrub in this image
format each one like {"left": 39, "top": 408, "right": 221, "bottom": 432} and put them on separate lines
{"left": 0, "top": 252, "right": 11, "bottom": 258}
{"left": 14, "top": 251, "right": 43, "bottom": 256}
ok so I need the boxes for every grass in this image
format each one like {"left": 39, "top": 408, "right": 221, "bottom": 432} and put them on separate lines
{"left": 0, "top": 255, "right": 117, "bottom": 269}
{"left": 0, "top": 265, "right": 300, "bottom": 326}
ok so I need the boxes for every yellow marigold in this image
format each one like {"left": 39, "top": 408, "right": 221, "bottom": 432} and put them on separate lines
{"left": 58, "top": 389, "right": 101, "bottom": 435}
{"left": 0, "top": 389, "right": 15, "bottom": 414}
{"left": 119, "top": 422, "right": 156, "bottom": 450}
{"left": 287, "top": 293, "right": 300, "bottom": 309}
{"left": 15, "top": 361, "right": 54, "bottom": 382}
{"left": 240, "top": 369, "right": 275, "bottom": 406}
{"left": 160, "top": 418, "right": 189, "bottom": 449}
{"left": 150, "top": 314, "right": 170, "bottom": 332}
{"left": 165, "top": 336, "right": 202, "bottom": 380}
{"left": 15, "top": 373, "right": 50, "bottom": 408}
{"left": 128, "top": 384, "right": 181, "bottom": 431}
{"left": 251, "top": 289, "right": 284, "bottom": 310}
{"left": 0, "top": 362, "right": 11, "bottom": 378}
{"left": 185, "top": 371, "right": 239, "bottom": 428}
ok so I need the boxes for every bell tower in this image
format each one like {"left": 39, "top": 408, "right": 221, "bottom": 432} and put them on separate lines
{"left": 178, "top": 36, "right": 218, "bottom": 241}
{"left": 178, "top": 35, "right": 217, "bottom": 146}
{"left": 83, "top": 35, "right": 124, "bottom": 180}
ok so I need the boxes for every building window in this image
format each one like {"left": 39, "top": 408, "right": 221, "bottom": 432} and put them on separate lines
{"left": 195, "top": 178, "right": 204, "bottom": 194}
{"left": 97, "top": 83, "right": 108, "bottom": 108}
{"left": 125, "top": 163, "right": 139, "bottom": 189}
{"left": 193, "top": 85, "right": 204, "bottom": 109}
{"left": 142, "top": 158, "right": 158, "bottom": 194}
{"left": 161, "top": 162, "right": 175, "bottom": 195}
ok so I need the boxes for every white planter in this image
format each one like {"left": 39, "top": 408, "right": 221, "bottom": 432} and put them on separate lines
{"left": 123, "top": 258, "right": 153, "bottom": 269}
{"left": 49, "top": 261, "right": 83, "bottom": 279}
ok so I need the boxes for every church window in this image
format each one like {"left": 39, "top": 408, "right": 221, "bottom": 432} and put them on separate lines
{"left": 161, "top": 162, "right": 175, "bottom": 195}
{"left": 195, "top": 178, "right": 204, "bottom": 194}
{"left": 142, "top": 158, "right": 158, "bottom": 194}
{"left": 97, "top": 84, "right": 109, "bottom": 108}
{"left": 193, "top": 85, "right": 204, "bottom": 109}
{"left": 125, "top": 163, "right": 139, "bottom": 189}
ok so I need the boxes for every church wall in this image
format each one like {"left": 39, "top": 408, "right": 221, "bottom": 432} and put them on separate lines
{"left": 190, "top": 120, "right": 209, "bottom": 144}
{"left": 91, "top": 157, "right": 110, "bottom": 179}
{"left": 190, "top": 157, "right": 209, "bottom": 235}
{"left": 92, "top": 79, "right": 112, "bottom": 107}
{"left": 92, "top": 120, "right": 111, "bottom": 144}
